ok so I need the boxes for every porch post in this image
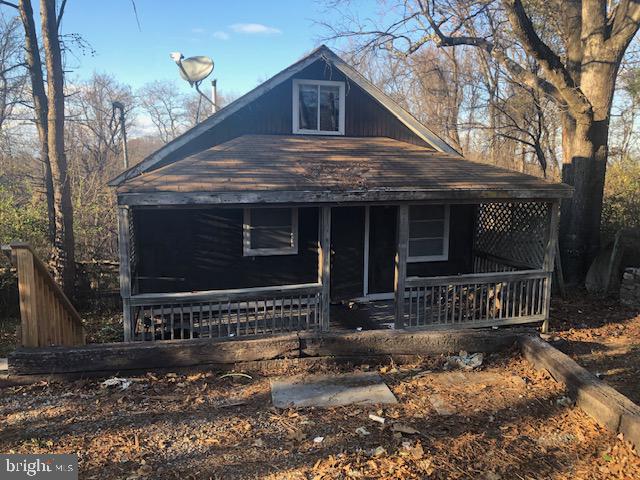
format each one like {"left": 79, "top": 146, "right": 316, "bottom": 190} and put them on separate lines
{"left": 542, "top": 200, "right": 561, "bottom": 333}
{"left": 318, "top": 206, "right": 331, "bottom": 332}
{"left": 394, "top": 204, "right": 409, "bottom": 329}
{"left": 118, "top": 205, "right": 133, "bottom": 341}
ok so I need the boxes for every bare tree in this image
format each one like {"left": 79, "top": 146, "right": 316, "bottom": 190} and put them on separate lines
{"left": 323, "top": 0, "right": 640, "bottom": 283}
{"left": 0, "top": 14, "right": 28, "bottom": 151}
{"left": 40, "top": 0, "right": 75, "bottom": 296}
{"left": 137, "top": 80, "right": 188, "bottom": 143}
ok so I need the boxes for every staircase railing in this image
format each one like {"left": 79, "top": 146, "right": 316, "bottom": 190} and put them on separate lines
{"left": 3, "top": 243, "right": 85, "bottom": 347}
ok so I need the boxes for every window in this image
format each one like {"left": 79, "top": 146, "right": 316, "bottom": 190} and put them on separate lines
{"left": 292, "top": 79, "right": 345, "bottom": 135}
{"left": 243, "top": 208, "right": 298, "bottom": 256}
{"left": 407, "top": 205, "right": 450, "bottom": 262}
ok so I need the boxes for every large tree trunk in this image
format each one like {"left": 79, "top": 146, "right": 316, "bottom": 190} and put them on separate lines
{"left": 18, "top": 0, "right": 55, "bottom": 243}
{"left": 40, "top": 0, "right": 75, "bottom": 296}
{"left": 559, "top": 60, "right": 617, "bottom": 284}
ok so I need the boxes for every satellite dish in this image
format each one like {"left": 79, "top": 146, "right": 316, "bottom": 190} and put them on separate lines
{"left": 181, "top": 56, "right": 213, "bottom": 83}
{"left": 169, "top": 51, "right": 218, "bottom": 122}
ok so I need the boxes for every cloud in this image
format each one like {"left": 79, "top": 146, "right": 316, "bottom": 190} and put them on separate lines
{"left": 212, "top": 30, "right": 230, "bottom": 40}
{"left": 230, "top": 23, "right": 282, "bottom": 35}
{"left": 191, "top": 27, "right": 205, "bottom": 34}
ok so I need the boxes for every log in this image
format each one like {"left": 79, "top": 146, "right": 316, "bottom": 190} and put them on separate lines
{"left": 8, "top": 328, "right": 525, "bottom": 377}
{"left": 300, "top": 329, "right": 521, "bottom": 357}
{"left": 520, "top": 335, "right": 640, "bottom": 450}
{"left": 8, "top": 334, "right": 300, "bottom": 375}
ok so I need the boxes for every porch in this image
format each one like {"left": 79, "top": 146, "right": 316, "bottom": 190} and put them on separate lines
{"left": 119, "top": 199, "right": 559, "bottom": 342}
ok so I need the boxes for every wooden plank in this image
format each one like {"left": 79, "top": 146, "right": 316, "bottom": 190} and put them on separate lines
{"left": 542, "top": 200, "right": 560, "bottom": 333}
{"left": 117, "top": 207, "right": 133, "bottom": 341}
{"left": 15, "top": 248, "right": 39, "bottom": 347}
{"left": 394, "top": 205, "right": 409, "bottom": 329}
{"left": 406, "top": 270, "right": 549, "bottom": 288}
{"left": 118, "top": 188, "right": 572, "bottom": 207}
{"left": 319, "top": 206, "right": 331, "bottom": 332}
{"left": 521, "top": 335, "right": 640, "bottom": 450}
{"left": 130, "top": 282, "right": 322, "bottom": 306}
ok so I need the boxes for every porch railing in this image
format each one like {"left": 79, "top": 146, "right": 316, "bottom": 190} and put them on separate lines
{"left": 128, "top": 282, "right": 323, "bottom": 341}
{"left": 403, "top": 270, "right": 550, "bottom": 329}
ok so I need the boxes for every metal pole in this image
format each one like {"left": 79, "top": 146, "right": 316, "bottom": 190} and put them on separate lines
{"left": 112, "top": 101, "right": 129, "bottom": 169}
{"left": 211, "top": 79, "right": 218, "bottom": 114}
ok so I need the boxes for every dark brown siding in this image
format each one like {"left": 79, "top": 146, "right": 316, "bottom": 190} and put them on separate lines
{"left": 133, "top": 207, "right": 319, "bottom": 293}
{"left": 153, "top": 60, "right": 430, "bottom": 170}
{"left": 407, "top": 205, "right": 475, "bottom": 277}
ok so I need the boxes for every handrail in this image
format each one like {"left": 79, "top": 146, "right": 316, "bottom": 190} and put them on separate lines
{"left": 129, "top": 282, "right": 322, "bottom": 306}
{"left": 406, "top": 269, "right": 550, "bottom": 288}
{"left": 2, "top": 242, "right": 85, "bottom": 347}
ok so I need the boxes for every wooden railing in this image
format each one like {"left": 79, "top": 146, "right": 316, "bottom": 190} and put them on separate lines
{"left": 128, "top": 283, "right": 324, "bottom": 341}
{"left": 403, "top": 270, "right": 550, "bottom": 329}
{"left": 3, "top": 243, "right": 85, "bottom": 347}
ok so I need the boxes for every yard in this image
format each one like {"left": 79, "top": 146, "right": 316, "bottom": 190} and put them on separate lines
{"left": 1, "top": 290, "right": 639, "bottom": 479}
{"left": 0, "top": 349, "right": 638, "bottom": 478}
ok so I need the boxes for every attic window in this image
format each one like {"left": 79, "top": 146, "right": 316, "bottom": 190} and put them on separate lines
{"left": 293, "top": 79, "right": 345, "bottom": 135}
{"left": 243, "top": 208, "right": 298, "bottom": 256}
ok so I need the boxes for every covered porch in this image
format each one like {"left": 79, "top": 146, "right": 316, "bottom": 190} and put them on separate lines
{"left": 118, "top": 199, "right": 560, "bottom": 342}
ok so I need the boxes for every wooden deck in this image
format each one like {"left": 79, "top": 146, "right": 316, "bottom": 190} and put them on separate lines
{"left": 329, "top": 301, "right": 395, "bottom": 332}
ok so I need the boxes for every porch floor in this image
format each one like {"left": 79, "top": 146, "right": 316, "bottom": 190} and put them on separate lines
{"left": 329, "top": 300, "right": 396, "bottom": 332}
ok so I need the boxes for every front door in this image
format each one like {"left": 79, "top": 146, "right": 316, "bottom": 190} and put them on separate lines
{"left": 367, "top": 206, "right": 397, "bottom": 295}
{"left": 330, "top": 206, "right": 365, "bottom": 301}
{"left": 330, "top": 206, "right": 397, "bottom": 302}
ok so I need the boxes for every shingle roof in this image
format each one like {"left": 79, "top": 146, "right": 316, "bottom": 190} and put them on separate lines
{"left": 117, "top": 135, "right": 572, "bottom": 202}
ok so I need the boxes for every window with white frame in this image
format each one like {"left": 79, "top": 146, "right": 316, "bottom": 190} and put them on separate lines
{"left": 407, "top": 205, "right": 450, "bottom": 262}
{"left": 292, "top": 79, "right": 345, "bottom": 135}
{"left": 243, "top": 208, "right": 298, "bottom": 256}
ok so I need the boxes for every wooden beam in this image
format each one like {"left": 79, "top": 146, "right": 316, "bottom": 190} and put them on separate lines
{"left": 394, "top": 204, "right": 409, "bottom": 329}
{"left": 130, "top": 283, "right": 322, "bottom": 306}
{"left": 117, "top": 188, "right": 572, "bottom": 207}
{"left": 8, "top": 328, "right": 525, "bottom": 376}
{"left": 542, "top": 200, "right": 560, "bottom": 333}
{"left": 521, "top": 335, "right": 640, "bottom": 450}
{"left": 15, "top": 248, "right": 39, "bottom": 347}
{"left": 117, "top": 206, "right": 133, "bottom": 341}
{"left": 319, "top": 206, "right": 331, "bottom": 332}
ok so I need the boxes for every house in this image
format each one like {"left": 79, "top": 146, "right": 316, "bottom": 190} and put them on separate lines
{"left": 109, "top": 45, "right": 572, "bottom": 342}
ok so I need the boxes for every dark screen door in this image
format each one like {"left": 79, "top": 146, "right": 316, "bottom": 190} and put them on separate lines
{"left": 330, "top": 207, "right": 365, "bottom": 301}
{"left": 367, "top": 206, "right": 397, "bottom": 294}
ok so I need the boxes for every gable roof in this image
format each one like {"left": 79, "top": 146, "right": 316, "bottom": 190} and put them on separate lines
{"left": 110, "top": 45, "right": 459, "bottom": 187}
{"left": 117, "top": 134, "right": 572, "bottom": 205}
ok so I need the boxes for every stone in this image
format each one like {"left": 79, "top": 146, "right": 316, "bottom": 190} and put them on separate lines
{"left": 270, "top": 372, "right": 397, "bottom": 408}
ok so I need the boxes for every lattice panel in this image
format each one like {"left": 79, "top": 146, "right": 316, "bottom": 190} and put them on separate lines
{"left": 128, "top": 208, "right": 137, "bottom": 292}
{"left": 474, "top": 202, "right": 549, "bottom": 269}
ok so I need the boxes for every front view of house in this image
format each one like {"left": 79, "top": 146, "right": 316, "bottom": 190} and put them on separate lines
{"left": 110, "top": 46, "right": 572, "bottom": 342}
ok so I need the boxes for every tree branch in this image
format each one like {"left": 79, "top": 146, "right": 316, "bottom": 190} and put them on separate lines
{"left": 502, "top": 0, "right": 592, "bottom": 120}
{"left": 418, "top": 0, "right": 565, "bottom": 105}
{"left": 0, "top": 0, "right": 18, "bottom": 8}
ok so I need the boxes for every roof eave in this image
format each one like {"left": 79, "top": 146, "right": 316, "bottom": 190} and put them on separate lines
{"left": 116, "top": 186, "right": 573, "bottom": 206}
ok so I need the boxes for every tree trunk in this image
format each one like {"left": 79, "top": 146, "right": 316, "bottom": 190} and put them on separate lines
{"left": 18, "top": 0, "right": 55, "bottom": 243}
{"left": 40, "top": 0, "right": 75, "bottom": 296}
{"left": 559, "top": 59, "right": 617, "bottom": 284}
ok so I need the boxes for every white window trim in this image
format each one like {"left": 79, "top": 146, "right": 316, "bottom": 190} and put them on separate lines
{"left": 292, "top": 79, "right": 345, "bottom": 135}
{"left": 407, "top": 205, "right": 450, "bottom": 263}
{"left": 243, "top": 208, "right": 299, "bottom": 257}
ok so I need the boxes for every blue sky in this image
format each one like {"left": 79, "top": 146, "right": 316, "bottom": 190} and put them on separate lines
{"left": 57, "top": 0, "right": 373, "bottom": 97}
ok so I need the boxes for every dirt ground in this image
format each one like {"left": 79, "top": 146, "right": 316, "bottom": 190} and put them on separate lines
{"left": 1, "top": 351, "right": 639, "bottom": 479}
{"left": 549, "top": 289, "right": 640, "bottom": 404}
